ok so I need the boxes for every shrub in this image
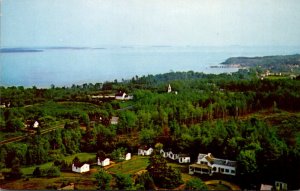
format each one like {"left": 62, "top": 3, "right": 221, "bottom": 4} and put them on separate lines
{"left": 46, "top": 166, "right": 61, "bottom": 177}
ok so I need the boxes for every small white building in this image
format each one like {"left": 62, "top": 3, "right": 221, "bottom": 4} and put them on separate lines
{"left": 125, "top": 153, "right": 131, "bottom": 160}
{"left": 178, "top": 154, "right": 191, "bottom": 163}
{"left": 260, "top": 184, "right": 273, "bottom": 191}
{"left": 168, "top": 151, "right": 179, "bottom": 160}
{"left": 115, "top": 92, "right": 133, "bottom": 100}
{"left": 110, "top": 117, "right": 119, "bottom": 125}
{"left": 72, "top": 163, "right": 90, "bottom": 173}
{"left": 161, "top": 149, "right": 190, "bottom": 163}
{"left": 189, "top": 153, "right": 236, "bottom": 176}
{"left": 33, "top": 121, "right": 39, "bottom": 128}
{"left": 97, "top": 157, "right": 110, "bottom": 167}
{"left": 167, "top": 84, "right": 172, "bottom": 93}
{"left": 160, "top": 149, "right": 169, "bottom": 158}
{"left": 138, "top": 146, "right": 153, "bottom": 156}
{"left": 275, "top": 181, "right": 288, "bottom": 191}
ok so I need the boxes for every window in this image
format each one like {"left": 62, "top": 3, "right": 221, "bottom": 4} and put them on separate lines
{"left": 212, "top": 167, "right": 217, "bottom": 172}
{"left": 231, "top": 170, "right": 236, "bottom": 174}
{"left": 225, "top": 169, "right": 229, "bottom": 173}
{"left": 220, "top": 168, "right": 224, "bottom": 173}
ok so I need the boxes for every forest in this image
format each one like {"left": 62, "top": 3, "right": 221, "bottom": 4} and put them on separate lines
{"left": 0, "top": 68, "right": 300, "bottom": 190}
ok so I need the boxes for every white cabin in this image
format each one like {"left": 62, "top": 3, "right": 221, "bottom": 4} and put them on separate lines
{"left": 178, "top": 154, "right": 191, "bottom": 163}
{"left": 97, "top": 157, "right": 110, "bottom": 167}
{"left": 72, "top": 163, "right": 90, "bottom": 173}
{"left": 33, "top": 121, "right": 39, "bottom": 128}
{"left": 138, "top": 146, "right": 153, "bottom": 156}
{"left": 125, "top": 153, "right": 131, "bottom": 160}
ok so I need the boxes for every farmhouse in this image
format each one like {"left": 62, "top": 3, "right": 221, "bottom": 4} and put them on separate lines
{"left": 138, "top": 146, "right": 153, "bottom": 156}
{"left": 97, "top": 157, "right": 110, "bottom": 167}
{"left": 189, "top": 153, "right": 236, "bottom": 176}
{"left": 72, "top": 163, "right": 90, "bottom": 173}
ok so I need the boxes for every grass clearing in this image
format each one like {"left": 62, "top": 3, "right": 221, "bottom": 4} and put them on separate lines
{"left": 21, "top": 162, "right": 53, "bottom": 175}
{"left": 63, "top": 152, "right": 96, "bottom": 163}
{"left": 107, "top": 156, "right": 149, "bottom": 175}
{"left": 19, "top": 152, "right": 96, "bottom": 176}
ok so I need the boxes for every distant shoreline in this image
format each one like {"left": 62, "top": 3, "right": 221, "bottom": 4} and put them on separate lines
{"left": 0, "top": 48, "right": 43, "bottom": 53}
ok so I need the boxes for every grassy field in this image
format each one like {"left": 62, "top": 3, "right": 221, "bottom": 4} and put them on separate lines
{"left": 107, "top": 155, "right": 149, "bottom": 175}
{"left": 1, "top": 152, "right": 98, "bottom": 190}
{"left": 1, "top": 153, "right": 240, "bottom": 190}
{"left": 3, "top": 152, "right": 97, "bottom": 176}
{"left": 62, "top": 152, "right": 96, "bottom": 163}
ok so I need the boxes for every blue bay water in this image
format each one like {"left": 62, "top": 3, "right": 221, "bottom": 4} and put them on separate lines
{"left": 1, "top": 46, "right": 300, "bottom": 87}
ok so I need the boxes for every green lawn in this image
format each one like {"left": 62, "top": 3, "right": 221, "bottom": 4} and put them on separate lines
{"left": 21, "top": 162, "right": 53, "bottom": 175}
{"left": 19, "top": 152, "right": 96, "bottom": 175}
{"left": 63, "top": 152, "right": 96, "bottom": 163}
{"left": 107, "top": 156, "right": 149, "bottom": 175}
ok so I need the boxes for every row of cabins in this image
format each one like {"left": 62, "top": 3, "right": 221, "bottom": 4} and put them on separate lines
{"left": 160, "top": 149, "right": 191, "bottom": 163}
{"left": 138, "top": 147, "right": 237, "bottom": 176}
{"left": 72, "top": 147, "right": 236, "bottom": 177}
{"left": 138, "top": 146, "right": 236, "bottom": 176}
{"left": 137, "top": 146, "right": 191, "bottom": 164}
{"left": 72, "top": 153, "right": 131, "bottom": 173}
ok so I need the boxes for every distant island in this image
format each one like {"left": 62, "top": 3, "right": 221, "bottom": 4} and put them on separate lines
{"left": 220, "top": 54, "right": 300, "bottom": 73}
{"left": 0, "top": 48, "right": 43, "bottom": 53}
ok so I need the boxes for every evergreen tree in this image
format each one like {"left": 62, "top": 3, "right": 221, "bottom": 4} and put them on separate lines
{"left": 95, "top": 169, "right": 112, "bottom": 190}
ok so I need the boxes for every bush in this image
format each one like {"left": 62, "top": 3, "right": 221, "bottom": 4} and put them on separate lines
{"left": 115, "top": 173, "right": 133, "bottom": 190}
{"left": 46, "top": 166, "right": 61, "bottom": 177}
{"left": 32, "top": 167, "right": 42, "bottom": 177}
{"left": 135, "top": 172, "right": 155, "bottom": 190}
{"left": 185, "top": 178, "right": 208, "bottom": 190}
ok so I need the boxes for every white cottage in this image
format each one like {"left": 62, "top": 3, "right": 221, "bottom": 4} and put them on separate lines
{"left": 160, "top": 149, "right": 179, "bottom": 160}
{"left": 33, "top": 121, "right": 39, "bottom": 128}
{"left": 160, "top": 149, "right": 169, "bottom": 158}
{"left": 72, "top": 163, "right": 90, "bottom": 173}
{"left": 125, "top": 153, "right": 131, "bottom": 160}
{"left": 189, "top": 153, "right": 236, "bottom": 176}
{"left": 97, "top": 157, "right": 110, "bottom": 167}
{"left": 138, "top": 146, "right": 153, "bottom": 156}
{"left": 178, "top": 154, "right": 191, "bottom": 163}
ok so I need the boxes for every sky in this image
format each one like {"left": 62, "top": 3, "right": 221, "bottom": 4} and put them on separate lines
{"left": 1, "top": 0, "right": 300, "bottom": 47}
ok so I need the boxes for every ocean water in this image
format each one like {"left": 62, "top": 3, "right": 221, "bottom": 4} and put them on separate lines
{"left": 1, "top": 46, "right": 300, "bottom": 87}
